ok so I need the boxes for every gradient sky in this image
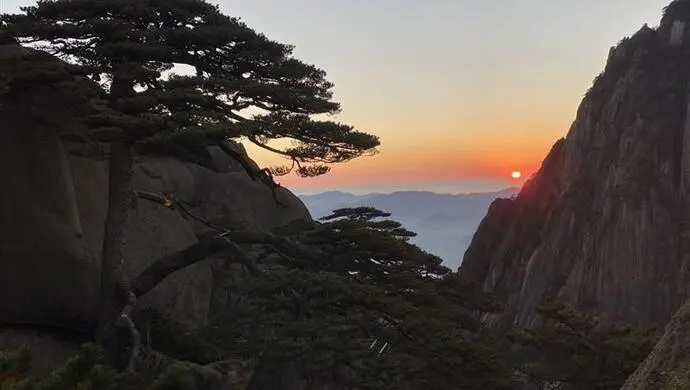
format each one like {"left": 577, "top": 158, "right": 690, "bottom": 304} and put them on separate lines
{"left": 1, "top": 0, "right": 673, "bottom": 194}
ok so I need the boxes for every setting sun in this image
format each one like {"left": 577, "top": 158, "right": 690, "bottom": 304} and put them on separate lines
{"left": 511, "top": 171, "right": 522, "bottom": 179}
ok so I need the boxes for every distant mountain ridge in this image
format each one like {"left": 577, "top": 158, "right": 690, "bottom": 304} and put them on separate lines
{"left": 299, "top": 187, "right": 520, "bottom": 268}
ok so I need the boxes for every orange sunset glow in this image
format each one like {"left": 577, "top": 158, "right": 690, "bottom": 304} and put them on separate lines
{"left": 0, "top": 1, "right": 672, "bottom": 196}
{"left": 218, "top": 0, "right": 672, "bottom": 194}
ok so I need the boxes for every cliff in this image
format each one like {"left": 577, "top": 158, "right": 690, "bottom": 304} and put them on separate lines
{"left": 621, "top": 299, "right": 690, "bottom": 389}
{"left": 460, "top": 1, "right": 690, "bottom": 332}
{"left": 0, "top": 43, "right": 311, "bottom": 376}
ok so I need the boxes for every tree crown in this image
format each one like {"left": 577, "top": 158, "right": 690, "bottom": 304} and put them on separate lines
{"left": 1, "top": 0, "right": 379, "bottom": 177}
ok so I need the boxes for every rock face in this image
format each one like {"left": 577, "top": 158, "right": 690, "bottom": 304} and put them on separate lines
{"left": 460, "top": 1, "right": 690, "bottom": 332}
{"left": 0, "top": 44, "right": 311, "bottom": 334}
{"left": 621, "top": 299, "right": 690, "bottom": 389}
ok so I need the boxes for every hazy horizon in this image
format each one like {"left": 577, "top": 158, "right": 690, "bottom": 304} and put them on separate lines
{"left": 299, "top": 186, "right": 521, "bottom": 267}
{"left": 0, "top": 0, "right": 673, "bottom": 194}
{"left": 292, "top": 178, "right": 520, "bottom": 196}
{"left": 228, "top": 0, "right": 670, "bottom": 194}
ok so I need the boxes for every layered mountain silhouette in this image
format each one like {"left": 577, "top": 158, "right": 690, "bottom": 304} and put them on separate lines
{"left": 300, "top": 187, "right": 519, "bottom": 268}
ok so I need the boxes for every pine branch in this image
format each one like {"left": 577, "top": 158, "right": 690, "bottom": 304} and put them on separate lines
{"left": 136, "top": 190, "right": 321, "bottom": 260}
{"left": 216, "top": 141, "right": 289, "bottom": 208}
{"left": 131, "top": 235, "right": 260, "bottom": 299}
{"left": 117, "top": 284, "right": 141, "bottom": 373}
{"left": 133, "top": 347, "right": 230, "bottom": 389}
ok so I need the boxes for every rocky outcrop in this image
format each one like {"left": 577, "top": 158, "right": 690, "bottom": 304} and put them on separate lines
{"left": 460, "top": 1, "right": 690, "bottom": 332}
{"left": 0, "top": 43, "right": 311, "bottom": 335}
{"left": 621, "top": 300, "right": 690, "bottom": 389}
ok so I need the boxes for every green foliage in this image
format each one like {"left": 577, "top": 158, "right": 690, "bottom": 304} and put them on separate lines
{"left": 210, "top": 207, "right": 513, "bottom": 389}
{"left": 0, "top": 347, "right": 31, "bottom": 385}
{"left": 0, "top": 0, "right": 379, "bottom": 176}
{"left": 509, "top": 299, "right": 659, "bottom": 390}
{"left": 0, "top": 344, "right": 199, "bottom": 390}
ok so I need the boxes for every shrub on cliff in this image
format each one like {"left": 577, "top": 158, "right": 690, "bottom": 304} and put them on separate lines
{"left": 0, "top": 208, "right": 514, "bottom": 389}
{"left": 509, "top": 299, "right": 658, "bottom": 390}
{"left": 207, "top": 207, "right": 514, "bottom": 389}
{"left": 0, "top": 344, "right": 199, "bottom": 390}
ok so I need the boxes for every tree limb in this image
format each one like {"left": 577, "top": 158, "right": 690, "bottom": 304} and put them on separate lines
{"left": 216, "top": 141, "right": 289, "bottom": 208}
{"left": 134, "top": 347, "right": 231, "bottom": 390}
{"left": 117, "top": 285, "right": 141, "bottom": 372}
{"left": 131, "top": 236, "right": 260, "bottom": 298}
{"left": 248, "top": 134, "right": 299, "bottom": 160}
{"left": 216, "top": 142, "right": 268, "bottom": 184}
{"left": 221, "top": 230, "right": 323, "bottom": 260}
{"left": 177, "top": 199, "right": 238, "bottom": 233}
{"left": 135, "top": 190, "right": 323, "bottom": 266}
{"left": 137, "top": 190, "right": 173, "bottom": 208}
{"left": 136, "top": 190, "right": 233, "bottom": 233}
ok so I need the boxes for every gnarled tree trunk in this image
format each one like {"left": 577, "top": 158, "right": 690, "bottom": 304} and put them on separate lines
{"left": 96, "top": 138, "right": 136, "bottom": 368}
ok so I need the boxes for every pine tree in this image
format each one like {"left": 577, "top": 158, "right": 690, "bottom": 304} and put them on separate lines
{"left": 1, "top": 0, "right": 379, "bottom": 369}
{"left": 0, "top": 344, "right": 201, "bottom": 390}
{"left": 209, "top": 208, "right": 514, "bottom": 389}
{"left": 509, "top": 299, "right": 658, "bottom": 390}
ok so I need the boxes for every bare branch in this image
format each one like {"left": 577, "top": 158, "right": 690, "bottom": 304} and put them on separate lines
{"left": 137, "top": 190, "right": 173, "bottom": 207}
{"left": 117, "top": 287, "right": 141, "bottom": 372}
{"left": 248, "top": 134, "right": 297, "bottom": 160}
{"left": 137, "top": 190, "right": 232, "bottom": 232}
{"left": 222, "top": 230, "right": 325, "bottom": 263}
{"left": 134, "top": 348, "right": 228, "bottom": 389}
{"left": 217, "top": 142, "right": 269, "bottom": 183}
{"left": 216, "top": 142, "right": 289, "bottom": 208}
{"left": 177, "top": 198, "right": 235, "bottom": 232}
{"left": 135, "top": 190, "right": 323, "bottom": 267}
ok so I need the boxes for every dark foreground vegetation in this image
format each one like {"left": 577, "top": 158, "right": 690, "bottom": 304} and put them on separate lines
{"left": 0, "top": 0, "right": 663, "bottom": 389}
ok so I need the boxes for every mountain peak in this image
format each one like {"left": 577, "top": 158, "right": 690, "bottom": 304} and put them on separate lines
{"left": 460, "top": 2, "right": 690, "bottom": 332}
{"left": 662, "top": 0, "right": 690, "bottom": 26}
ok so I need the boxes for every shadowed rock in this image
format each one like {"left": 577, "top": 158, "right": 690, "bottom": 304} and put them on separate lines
{"left": 622, "top": 300, "right": 690, "bottom": 389}
{"left": 0, "top": 43, "right": 311, "bottom": 335}
{"left": 460, "top": 2, "right": 690, "bottom": 333}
